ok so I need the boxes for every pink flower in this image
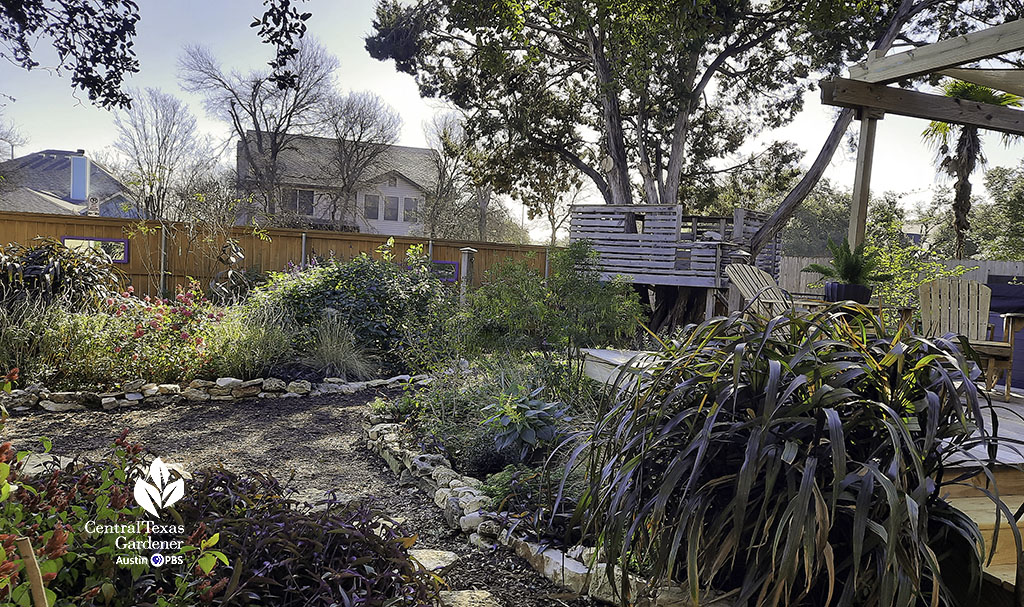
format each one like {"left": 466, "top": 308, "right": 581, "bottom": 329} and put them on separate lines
{"left": 144, "top": 295, "right": 151, "bottom": 303}
{"left": 105, "top": 298, "right": 115, "bottom": 306}
{"left": 195, "top": 337, "right": 203, "bottom": 345}
{"left": 119, "top": 304, "right": 127, "bottom": 311}
{"left": 113, "top": 346, "right": 122, "bottom": 353}
{"left": 180, "top": 331, "right": 189, "bottom": 340}
{"left": 127, "top": 286, "right": 134, "bottom": 293}
{"left": 149, "top": 320, "right": 159, "bottom": 329}
{"left": 133, "top": 329, "right": 144, "bottom": 338}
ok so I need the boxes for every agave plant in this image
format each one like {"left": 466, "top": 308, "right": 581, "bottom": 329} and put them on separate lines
{"left": 558, "top": 305, "right": 1020, "bottom": 607}
{"left": 802, "top": 238, "right": 892, "bottom": 285}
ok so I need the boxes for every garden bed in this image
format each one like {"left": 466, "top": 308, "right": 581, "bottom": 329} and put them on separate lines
{"left": 1, "top": 390, "right": 598, "bottom": 607}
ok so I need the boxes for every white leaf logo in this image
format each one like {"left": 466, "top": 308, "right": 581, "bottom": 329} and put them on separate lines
{"left": 133, "top": 457, "right": 186, "bottom": 518}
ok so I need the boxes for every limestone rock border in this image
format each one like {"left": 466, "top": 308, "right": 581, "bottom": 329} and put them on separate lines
{"left": 361, "top": 413, "right": 733, "bottom": 606}
{"left": 0, "top": 374, "right": 428, "bottom": 413}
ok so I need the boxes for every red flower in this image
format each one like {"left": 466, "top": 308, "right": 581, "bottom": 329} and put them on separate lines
{"left": 113, "top": 346, "right": 122, "bottom": 353}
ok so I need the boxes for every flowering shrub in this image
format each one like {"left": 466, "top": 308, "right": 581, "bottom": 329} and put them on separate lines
{"left": 103, "top": 281, "right": 219, "bottom": 383}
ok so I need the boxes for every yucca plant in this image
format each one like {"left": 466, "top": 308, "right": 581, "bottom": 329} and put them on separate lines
{"left": 558, "top": 304, "right": 1020, "bottom": 607}
{"left": 802, "top": 238, "right": 892, "bottom": 285}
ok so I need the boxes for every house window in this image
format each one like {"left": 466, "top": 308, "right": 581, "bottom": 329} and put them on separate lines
{"left": 403, "top": 197, "right": 419, "bottom": 222}
{"left": 384, "top": 196, "right": 399, "bottom": 221}
{"left": 281, "top": 189, "right": 315, "bottom": 215}
{"left": 295, "top": 189, "right": 314, "bottom": 215}
{"left": 387, "top": 175, "right": 397, "bottom": 187}
{"left": 364, "top": 194, "right": 380, "bottom": 220}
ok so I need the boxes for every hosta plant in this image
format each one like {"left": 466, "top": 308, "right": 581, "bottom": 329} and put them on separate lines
{"left": 559, "top": 304, "right": 1018, "bottom": 607}
{"left": 483, "top": 386, "right": 568, "bottom": 462}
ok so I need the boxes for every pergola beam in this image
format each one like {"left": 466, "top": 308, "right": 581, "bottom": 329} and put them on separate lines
{"left": 820, "top": 78, "right": 1024, "bottom": 136}
{"left": 848, "top": 19, "right": 1024, "bottom": 84}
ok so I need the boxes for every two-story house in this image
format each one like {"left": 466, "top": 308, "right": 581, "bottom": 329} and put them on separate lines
{"left": 0, "top": 149, "right": 136, "bottom": 217}
{"left": 236, "top": 132, "right": 435, "bottom": 237}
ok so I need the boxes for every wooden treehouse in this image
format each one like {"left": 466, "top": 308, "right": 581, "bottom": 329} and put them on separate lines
{"left": 569, "top": 204, "right": 780, "bottom": 317}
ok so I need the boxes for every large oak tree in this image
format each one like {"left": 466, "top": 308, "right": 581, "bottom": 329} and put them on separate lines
{"left": 366, "top": 0, "right": 908, "bottom": 213}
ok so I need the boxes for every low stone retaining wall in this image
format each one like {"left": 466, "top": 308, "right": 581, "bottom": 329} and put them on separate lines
{"left": 362, "top": 413, "right": 734, "bottom": 607}
{"left": 1, "top": 374, "right": 429, "bottom": 413}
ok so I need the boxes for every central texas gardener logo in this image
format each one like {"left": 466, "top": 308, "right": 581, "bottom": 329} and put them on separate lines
{"left": 133, "top": 457, "right": 185, "bottom": 518}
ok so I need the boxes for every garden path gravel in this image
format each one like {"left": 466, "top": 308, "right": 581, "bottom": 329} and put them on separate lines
{"left": 2, "top": 390, "right": 595, "bottom": 607}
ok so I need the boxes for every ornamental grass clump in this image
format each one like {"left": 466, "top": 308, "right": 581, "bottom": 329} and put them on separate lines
{"left": 560, "top": 304, "right": 1017, "bottom": 607}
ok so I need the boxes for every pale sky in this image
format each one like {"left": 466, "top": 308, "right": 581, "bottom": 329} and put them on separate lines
{"left": 1, "top": 0, "right": 1022, "bottom": 242}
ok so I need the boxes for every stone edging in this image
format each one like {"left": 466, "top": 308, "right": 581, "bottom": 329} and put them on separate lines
{"left": 1, "top": 374, "right": 430, "bottom": 414}
{"left": 362, "top": 413, "right": 730, "bottom": 606}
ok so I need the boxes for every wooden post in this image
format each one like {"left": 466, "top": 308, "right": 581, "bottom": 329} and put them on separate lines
{"left": 848, "top": 110, "right": 882, "bottom": 246}
{"left": 459, "top": 247, "right": 477, "bottom": 305}
{"left": 15, "top": 537, "right": 49, "bottom": 607}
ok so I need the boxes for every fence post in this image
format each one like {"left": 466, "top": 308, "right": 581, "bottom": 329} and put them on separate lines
{"left": 158, "top": 225, "right": 167, "bottom": 297}
{"left": 459, "top": 247, "right": 477, "bottom": 304}
{"left": 301, "top": 232, "right": 307, "bottom": 269}
{"left": 544, "top": 248, "right": 550, "bottom": 280}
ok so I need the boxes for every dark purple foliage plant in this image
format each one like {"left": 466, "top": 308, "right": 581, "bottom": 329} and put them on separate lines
{"left": 559, "top": 304, "right": 1021, "bottom": 607}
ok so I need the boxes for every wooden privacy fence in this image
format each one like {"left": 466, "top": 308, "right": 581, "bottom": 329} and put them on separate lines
{"left": 780, "top": 256, "right": 1024, "bottom": 295}
{"left": 0, "top": 211, "right": 551, "bottom": 295}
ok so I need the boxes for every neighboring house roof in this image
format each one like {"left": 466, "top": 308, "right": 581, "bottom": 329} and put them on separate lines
{"left": 237, "top": 132, "right": 437, "bottom": 192}
{"left": 0, "top": 149, "right": 134, "bottom": 216}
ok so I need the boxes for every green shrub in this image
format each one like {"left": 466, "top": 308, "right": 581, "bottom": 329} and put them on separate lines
{"left": 300, "top": 313, "right": 376, "bottom": 380}
{"left": 252, "top": 240, "right": 451, "bottom": 370}
{"left": 464, "top": 241, "right": 643, "bottom": 369}
{"left": 566, "top": 304, "right": 1004, "bottom": 606}
{"left": 464, "top": 258, "right": 549, "bottom": 351}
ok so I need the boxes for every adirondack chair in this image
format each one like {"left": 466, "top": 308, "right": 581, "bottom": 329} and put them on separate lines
{"left": 920, "top": 278, "right": 1014, "bottom": 398}
{"left": 725, "top": 264, "right": 789, "bottom": 317}
{"left": 725, "top": 264, "right": 824, "bottom": 317}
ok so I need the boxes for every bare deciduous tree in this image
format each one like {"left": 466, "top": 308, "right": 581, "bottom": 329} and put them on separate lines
{"left": 113, "top": 87, "right": 212, "bottom": 220}
{"left": 179, "top": 41, "right": 337, "bottom": 216}
{"left": 315, "top": 91, "right": 401, "bottom": 225}
{"left": 420, "top": 113, "right": 528, "bottom": 243}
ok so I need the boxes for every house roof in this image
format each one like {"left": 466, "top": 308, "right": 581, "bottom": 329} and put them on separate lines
{"left": 240, "top": 132, "right": 438, "bottom": 192}
{"left": 0, "top": 149, "right": 132, "bottom": 213}
{"left": 0, "top": 187, "right": 84, "bottom": 215}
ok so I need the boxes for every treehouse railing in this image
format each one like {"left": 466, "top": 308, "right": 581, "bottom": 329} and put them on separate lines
{"left": 569, "top": 205, "right": 780, "bottom": 288}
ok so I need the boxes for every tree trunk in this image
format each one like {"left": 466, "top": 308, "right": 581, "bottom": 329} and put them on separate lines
{"left": 748, "top": 0, "right": 926, "bottom": 256}
{"left": 476, "top": 184, "right": 492, "bottom": 241}
{"left": 951, "top": 126, "right": 980, "bottom": 259}
{"left": 586, "top": 27, "right": 632, "bottom": 206}
{"left": 650, "top": 286, "right": 707, "bottom": 333}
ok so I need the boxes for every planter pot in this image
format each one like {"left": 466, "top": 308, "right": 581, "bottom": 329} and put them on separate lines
{"left": 824, "top": 281, "right": 872, "bottom": 304}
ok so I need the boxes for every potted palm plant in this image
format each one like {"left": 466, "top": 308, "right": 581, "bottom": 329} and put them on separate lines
{"left": 802, "top": 238, "right": 892, "bottom": 303}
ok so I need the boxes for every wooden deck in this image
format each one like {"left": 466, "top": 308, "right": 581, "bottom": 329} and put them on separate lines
{"left": 569, "top": 205, "right": 781, "bottom": 288}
